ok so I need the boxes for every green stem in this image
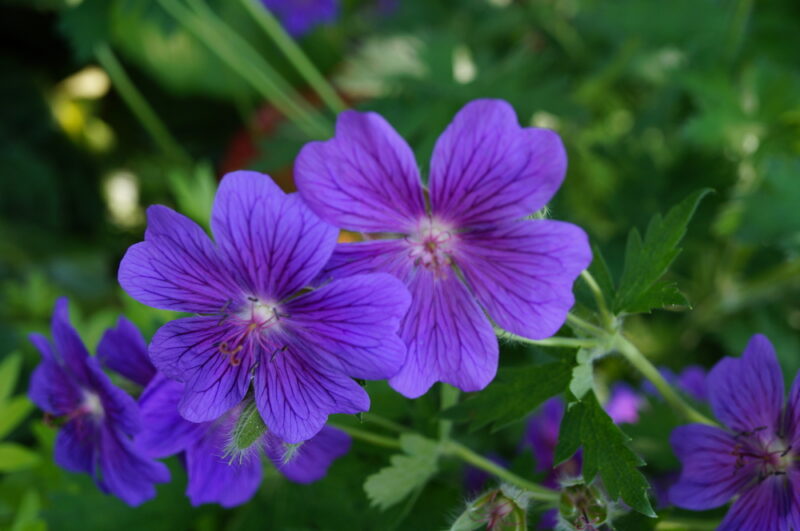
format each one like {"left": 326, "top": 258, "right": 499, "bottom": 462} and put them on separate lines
{"left": 580, "top": 270, "right": 614, "bottom": 330}
{"left": 329, "top": 423, "right": 402, "bottom": 450}
{"left": 240, "top": 0, "right": 346, "bottom": 114}
{"left": 615, "top": 335, "right": 717, "bottom": 426}
{"left": 363, "top": 413, "right": 408, "bottom": 433}
{"left": 566, "top": 312, "right": 608, "bottom": 337}
{"left": 656, "top": 517, "right": 720, "bottom": 530}
{"left": 439, "top": 384, "right": 459, "bottom": 442}
{"left": 94, "top": 43, "right": 190, "bottom": 163}
{"left": 444, "top": 441, "right": 560, "bottom": 503}
{"left": 504, "top": 333, "right": 599, "bottom": 350}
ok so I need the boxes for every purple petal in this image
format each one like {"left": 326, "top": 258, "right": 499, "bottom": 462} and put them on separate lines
{"left": 119, "top": 205, "right": 238, "bottom": 313}
{"left": 389, "top": 269, "right": 498, "bottom": 398}
{"left": 788, "top": 371, "right": 800, "bottom": 446}
{"left": 136, "top": 374, "right": 206, "bottom": 458}
{"left": 668, "top": 424, "right": 756, "bottom": 510}
{"left": 97, "top": 424, "right": 170, "bottom": 507}
{"left": 718, "top": 474, "right": 800, "bottom": 531}
{"left": 429, "top": 99, "right": 566, "bottom": 228}
{"left": 526, "top": 397, "right": 564, "bottom": 474}
{"left": 268, "top": 425, "right": 351, "bottom": 483}
{"left": 54, "top": 417, "right": 98, "bottom": 475}
{"left": 253, "top": 349, "right": 369, "bottom": 443}
{"left": 316, "top": 239, "right": 414, "bottom": 284}
{"left": 28, "top": 333, "right": 81, "bottom": 416}
{"left": 97, "top": 316, "right": 155, "bottom": 387}
{"left": 185, "top": 423, "right": 263, "bottom": 507}
{"left": 604, "top": 383, "right": 643, "bottom": 425}
{"left": 149, "top": 317, "right": 251, "bottom": 422}
{"left": 283, "top": 273, "right": 410, "bottom": 380}
{"left": 262, "top": 0, "right": 338, "bottom": 37}
{"left": 295, "top": 110, "right": 426, "bottom": 233}
{"left": 708, "top": 334, "right": 784, "bottom": 434}
{"left": 678, "top": 365, "right": 707, "bottom": 402}
{"left": 212, "top": 175, "right": 338, "bottom": 300}
{"left": 455, "top": 220, "right": 590, "bottom": 340}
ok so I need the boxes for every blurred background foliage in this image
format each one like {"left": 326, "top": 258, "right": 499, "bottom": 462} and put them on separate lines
{"left": 0, "top": 0, "right": 798, "bottom": 529}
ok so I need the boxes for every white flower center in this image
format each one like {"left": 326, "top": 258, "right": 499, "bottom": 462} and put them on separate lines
{"left": 408, "top": 218, "right": 455, "bottom": 274}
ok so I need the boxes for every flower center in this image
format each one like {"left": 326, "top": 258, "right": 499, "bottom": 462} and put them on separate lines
{"left": 732, "top": 428, "right": 794, "bottom": 479}
{"left": 407, "top": 218, "right": 454, "bottom": 274}
{"left": 216, "top": 297, "right": 285, "bottom": 367}
{"left": 81, "top": 391, "right": 104, "bottom": 419}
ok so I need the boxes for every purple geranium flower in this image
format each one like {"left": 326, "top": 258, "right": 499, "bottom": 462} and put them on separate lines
{"left": 136, "top": 374, "right": 350, "bottom": 507}
{"left": 295, "top": 99, "right": 592, "bottom": 398}
{"left": 118, "top": 171, "right": 410, "bottom": 443}
{"left": 27, "top": 298, "right": 169, "bottom": 506}
{"left": 261, "top": 0, "right": 338, "bottom": 37}
{"left": 669, "top": 334, "right": 800, "bottom": 529}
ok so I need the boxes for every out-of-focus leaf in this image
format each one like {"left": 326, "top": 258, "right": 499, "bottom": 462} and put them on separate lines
{"left": 363, "top": 434, "right": 439, "bottom": 510}
{"left": 0, "top": 443, "right": 40, "bottom": 472}
{"left": 614, "top": 189, "right": 712, "bottom": 314}
{"left": 11, "top": 489, "right": 46, "bottom": 531}
{"left": 0, "top": 396, "right": 34, "bottom": 440}
{"left": 442, "top": 357, "right": 575, "bottom": 432}
{"left": 0, "top": 352, "right": 22, "bottom": 404}
{"left": 738, "top": 158, "right": 800, "bottom": 246}
{"left": 58, "top": 0, "right": 111, "bottom": 62}
{"left": 555, "top": 393, "right": 655, "bottom": 517}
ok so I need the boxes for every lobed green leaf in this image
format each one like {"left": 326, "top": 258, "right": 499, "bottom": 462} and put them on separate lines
{"left": 363, "top": 434, "right": 439, "bottom": 510}
{"left": 555, "top": 393, "right": 655, "bottom": 517}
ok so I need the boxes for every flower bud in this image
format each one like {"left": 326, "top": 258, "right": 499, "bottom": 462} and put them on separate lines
{"left": 558, "top": 480, "right": 608, "bottom": 530}
{"left": 450, "top": 485, "right": 528, "bottom": 531}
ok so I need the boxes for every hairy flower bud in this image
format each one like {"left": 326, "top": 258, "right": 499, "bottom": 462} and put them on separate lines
{"left": 557, "top": 481, "right": 608, "bottom": 530}
{"left": 450, "top": 484, "right": 528, "bottom": 531}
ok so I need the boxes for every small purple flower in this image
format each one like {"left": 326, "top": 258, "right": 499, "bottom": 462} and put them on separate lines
{"left": 27, "top": 298, "right": 169, "bottom": 506}
{"left": 669, "top": 334, "right": 800, "bottom": 529}
{"left": 261, "top": 0, "right": 338, "bottom": 37}
{"left": 295, "top": 99, "right": 592, "bottom": 398}
{"left": 119, "top": 171, "right": 410, "bottom": 443}
{"left": 605, "top": 383, "right": 645, "bottom": 425}
{"left": 136, "top": 375, "right": 350, "bottom": 507}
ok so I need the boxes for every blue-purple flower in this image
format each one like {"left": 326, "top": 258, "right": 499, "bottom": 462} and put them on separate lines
{"left": 261, "top": 0, "right": 338, "bottom": 37}
{"left": 136, "top": 374, "right": 351, "bottom": 507}
{"left": 669, "top": 334, "right": 800, "bottom": 529}
{"left": 118, "top": 171, "right": 411, "bottom": 443}
{"left": 295, "top": 99, "right": 592, "bottom": 398}
{"left": 27, "top": 299, "right": 169, "bottom": 506}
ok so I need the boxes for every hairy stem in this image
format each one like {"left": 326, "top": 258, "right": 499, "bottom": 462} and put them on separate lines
{"left": 241, "top": 0, "right": 347, "bottom": 114}
{"left": 580, "top": 270, "right": 614, "bottom": 330}
{"left": 504, "top": 333, "right": 599, "bottom": 350}
{"left": 329, "top": 423, "right": 402, "bottom": 450}
{"left": 615, "top": 335, "right": 717, "bottom": 426}
{"left": 443, "top": 441, "right": 560, "bottom": 503}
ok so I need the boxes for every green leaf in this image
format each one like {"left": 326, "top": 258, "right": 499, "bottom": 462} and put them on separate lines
{"left": 0, "top": 443, "right": 40, "bottom": 472}
{"left": 363, "top": 434, "right": 439, "bottom": 510}
{"left": 0, "top": 396, "right": 35, "bottom": 440}
{"left": 0, "top": 352, "right": 22, "bottom": 404}
{"left": 555, "top": 394, "right": 655, "bottom": 517}
{"left": 613, "top": 189, "right": 712, "bottom": 315}
{"left": 58, "top": 0, "right": 112, "bottom": 62}
{"left": 442, "top": 358, "right": 575, "bottom": 432}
